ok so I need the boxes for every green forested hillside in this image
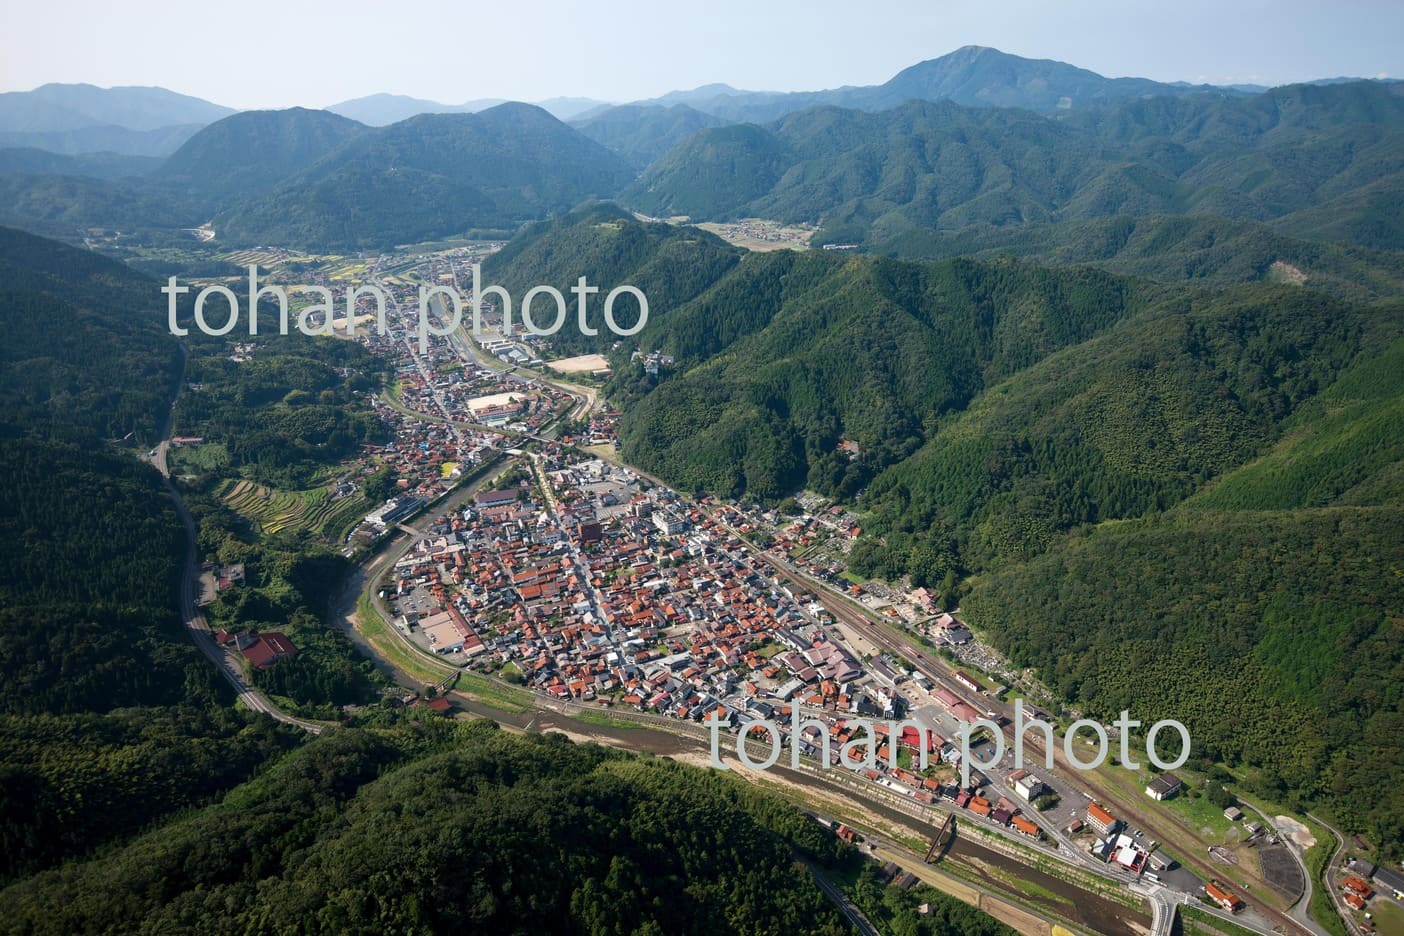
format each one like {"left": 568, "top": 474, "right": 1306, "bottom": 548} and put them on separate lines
{"left": 0, "top": 225, "right": 180, "bottom": 443}
{"left": 155, "top": 107, "right": 368, "bottom": 210}
{"left": 172, "top": 334, "right": 387, "bottom": 489}
{"left": 857, "top": 284, "right": 1365, "bottom": 569}
{"left": 217, "top": 104, "right": 635, "bottom": 249}
{"left": 481, "top": 202, "right": 742, "bottom": 354}
{"left": 0, "top": 105, "right": 636, "bottom": 250}
{"left": 615, "top": 252, "right": 1153, "bottom": 501}
{"left": 0, "top": 172, "right": 195, "bottom": 239}
{"left": 625, "top": 82, "right": 1404, "bottom": 252}
{"left": 631, "top": 45, "right": 1236, "bottom": 125}
{"left": 1187, "top": 335, "right": 1404, "bottom": 510}
{"left": 961, "top": 506, "right": 1404, "bottom": 854}
{"left": 871, "top": 214, "right": 1404, "bottom": 303}
{"left": 571, "top": 102, "right": 730, "bottom": 168}
{"left": 0, "top": 721, "right": 992, "bottom": 935}
{"left": 0, "top": 147, "right": 160, "bottom": 178}
{"left": 0, "top": 227, "right": 300, "bottom": 881}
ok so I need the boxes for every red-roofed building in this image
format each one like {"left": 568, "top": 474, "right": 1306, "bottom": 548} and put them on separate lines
{"left": 240, "top": 632, "right": 298, "bottom": 670}
{"left": 1086, "top": 802, "right": 1121, "bottom": 836}
{"left": 1206, "top": 881, "right": 1243, "bottom": 912}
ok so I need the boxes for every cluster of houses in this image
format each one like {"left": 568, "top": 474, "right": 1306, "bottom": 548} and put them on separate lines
{"left": 1342, "top": 856, "right": 1404, "bottom": 926}
{"left": 630, "top": 350, "right": 674, "bottom": 376}
{"left": 557, "top": 407, "right": 621, "bottom": 449}
{"left": 382, "top": 449, "right": 927, "bottom": 738}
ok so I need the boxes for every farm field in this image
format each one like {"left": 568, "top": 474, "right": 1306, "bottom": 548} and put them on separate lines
{"left": 220, "top": 478, "right": 367, "bottom": 538}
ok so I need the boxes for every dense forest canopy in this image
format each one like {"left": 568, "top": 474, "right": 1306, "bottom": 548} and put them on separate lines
{"left": 0, "top": 721, "right": 1015, "bottom": 936}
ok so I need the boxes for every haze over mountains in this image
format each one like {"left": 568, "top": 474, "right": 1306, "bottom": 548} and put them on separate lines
{"left": 0, "top": 83, "right": 235, "bottom": 156}
{"left": 1, "top": 44, "right": 1402, "bottom": 258}
{"left": 2, "top": 31, "right": 1404, "bottom": 929}
{"left": 5, "top": 46, "right": 1395, "bottom": 156}
{"left": 2, "top": 61, "right": 1401, "bottom": 263}
{"left": 326, "top": 93, "right": 609, "bottom": 126}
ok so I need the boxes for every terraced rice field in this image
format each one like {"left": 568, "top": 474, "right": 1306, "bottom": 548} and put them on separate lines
{"left": 222, "top": 479, "right": 369, "bottom": 539}
{"left": 219, "top": 248, "right": 296, "bottom": 268}
{"left": 222, "top": 480, "right": 320, "bottom": 535}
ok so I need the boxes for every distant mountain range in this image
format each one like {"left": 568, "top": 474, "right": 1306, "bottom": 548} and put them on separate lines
{"left": 612, "top": 45, "right": 1245, "bottom": 121}
{"left": 203, "top": 104, "right": 633, "bottom": 248}
{"left": 326, "top": 93, "right": 609, "bottom": 126}
{"left": 0, "top": 84, "right": 610, "bottom": 156}
{"left": 0, "top": 83, "right": 234, "bottom": 133}
{"left": 5, "top": 46, "right": 1397, "bottom": 159}
{"left": 0, "top": 83, "right": 235, "bottom": 156}
{"left": 626, "top": 81, "right": 1404, "bottom": 251}
{"left": 2, "top": 47, "right": 1402, "bottom": 253}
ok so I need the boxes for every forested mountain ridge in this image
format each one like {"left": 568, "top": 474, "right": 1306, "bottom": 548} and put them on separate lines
{"left": 869, "top": 214, "right": 1404, "bottom": 303}
{"left": 615, "top": 253, "right": 1154, "bottom": 502}
{"left": 612, "top": 45, "right": 1248, "bottom": 124}
{"left": 0, "top": 226, "right": 298, "bottom": 883}
{"left": 570, "top": 102, "right": 730, "bottom": 168}
{"left": 481, "top": 202, "right": 744, "bottom": 353}
{"left": 0, "top": 720, "right": 1016, "bottom": 936}
{"left": 624, "top": 81, "right": 1404, "bottom": 252}
{"left": 155, "top": 107, "right": 369, "bottom": 209}
{"left": 215, "top": 104, "right": 635, "bottom": 248}
{"left": 1, "top": 68, "right": 1402, "bottom": 260}
{"left": 0, "top": 224, "right": 179, "bottom": 444}
{"left": 0, "top": 104, "right": 637, "bottom": 249}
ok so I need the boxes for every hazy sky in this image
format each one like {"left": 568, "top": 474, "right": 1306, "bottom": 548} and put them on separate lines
{"left": 3, "top": 0, "right": 1401, "bottom": 109}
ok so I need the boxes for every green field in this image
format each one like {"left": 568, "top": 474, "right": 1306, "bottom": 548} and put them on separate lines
{"left": 1370, "top": 896, "right": 1404, "bottom": 936}
{"left": 220, "top": 478, "right": 367, "bottom": 539}
{"left": 1181, "top": 905, "right": 1263, "bottom": 936}
{"left": 453, "top": 671, "right": 533, "bottom": 713}
{"left": 567, "top": 710, "right": 646, "bottom": 730}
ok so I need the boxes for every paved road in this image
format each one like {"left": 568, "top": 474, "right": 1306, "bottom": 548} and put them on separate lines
{"left": 146, "top": 349, "right": 323, "bottom": 734}
{"left": 1306, "top": 813, "right": 1358, "bottom": 936}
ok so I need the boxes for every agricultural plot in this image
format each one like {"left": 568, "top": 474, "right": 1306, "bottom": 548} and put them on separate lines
{"left": 219, "top": 248, "right": 296, "bottom": 268}
{"left": 222, "top": 478, "right": 370, "bottom": 540}
{"left": 222, "top": 480, "right": 321, "bottom": 535}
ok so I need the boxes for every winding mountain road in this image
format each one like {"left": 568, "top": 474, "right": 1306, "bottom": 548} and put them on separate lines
{"left": 146, "top": 349, "right": 323, "bottom": 734}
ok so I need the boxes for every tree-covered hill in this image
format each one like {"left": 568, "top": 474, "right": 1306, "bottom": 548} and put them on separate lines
{"left": 0, "top": 105, "right": 637, "bottom": 250}
{"left": 612, "top": 251, "right": 1155, "bottom": 501}
{"left": 621, "top": 45, "right": 1244, "bottom": 125}
{"left": 216, "top": 104, "right": 636, "bottom": 249}
{"left": 0, "top": 721, "right": 1012, "bottom": 935}
{"left": 481, "top": 202, "right": 743, "bottom": 354}
{"left": 870, "top": 214, "right": 1404, "bottom": 304}
{"left": 0, "top": 147, "right": 160, "bottom": 179}
{"left": 571, "top": 102, "right": 731, "bottom": 169}
{"left": 0, "top": 227, "right": 298, "bottom": 882}
{"left": 0, "top": 225, "right": 181, "bottom": 443}
{"left": 961, "top": 505, "right": 1404, "bottom": 856}
{"left": 856, "top": 283, "right": 1368, "bottom": 569}
{"left": 624, "top": 82, "right": 1404, "bottom": 252}
{"left": 154, "top": 106, "right": 369, "bottom": 210}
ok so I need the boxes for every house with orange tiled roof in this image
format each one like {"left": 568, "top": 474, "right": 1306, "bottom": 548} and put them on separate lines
{"left": 1205, "top": 881, "right": 1242, "bottom": 912}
